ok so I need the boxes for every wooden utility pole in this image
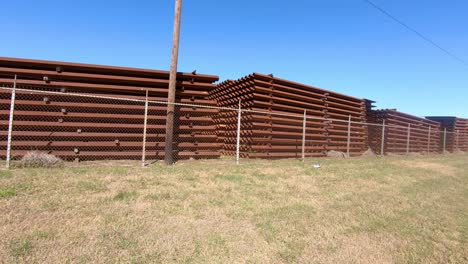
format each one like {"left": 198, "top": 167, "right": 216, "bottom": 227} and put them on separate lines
{"left": 164, "top": 0, "right": 182, "bottom": 164}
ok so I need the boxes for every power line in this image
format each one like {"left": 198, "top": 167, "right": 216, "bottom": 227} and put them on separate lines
{"left": 363, "top": 0, "right": 468, "bottom": 68}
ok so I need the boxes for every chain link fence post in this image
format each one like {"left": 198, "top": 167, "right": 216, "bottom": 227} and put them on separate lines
{"left": 236, "top": 100, "right": 242, "bottom": 165}
{"left": 141, "top": 90, "right": 149, "bottom": 167}
{"left": 427, "top": 126, "right": 432, "bottom": 154}
{"left": 5, "top": 75, "right": 17, "bottom": 169}
{"left": 406, "top": 123, "right": 411, "bottom": 155}
{"left": 466, "top": 131, "right": 468, "bottom": 152}
{"left": 380, "top": 120, "right": 385, "bottom": 156}
{"left": 443, "top": 128, "right": 447, "bottom": 154}
{"left": 302, "top": 110, "right": 307, "bottom": 162}
{"left": 347, "top": 115, "right": 351, "bottom": 158}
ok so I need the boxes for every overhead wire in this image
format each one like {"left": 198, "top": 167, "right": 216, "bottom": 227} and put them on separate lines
{"left": 363, "top": 0, "right": 468, "bottom": 68}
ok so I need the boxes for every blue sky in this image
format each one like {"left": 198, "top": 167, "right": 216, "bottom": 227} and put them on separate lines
{"left": 1, "top": 0, "right": 467, "bottom": 117}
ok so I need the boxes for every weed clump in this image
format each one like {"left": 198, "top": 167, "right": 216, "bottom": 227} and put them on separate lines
{"left": 114, "top": 191, "right": 138, "bottom": 201}
{"left": 362, "top": 148, "right": 376, "bottom": 157}
{"left": 0, "top": 187, "right": 16, "bottom": 199}
{"left": 9, "top": 239, "right": 32, "bottom": 257}
{"left": 20, "top": 151, "right": 64, "bottom": 168}
{"left": 326, "top": 150, "right": 349, "bottom": 159}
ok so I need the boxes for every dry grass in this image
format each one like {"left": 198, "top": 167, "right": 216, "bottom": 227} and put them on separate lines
{"left": 1, "top": 154, "right": 468, "bottom": 263}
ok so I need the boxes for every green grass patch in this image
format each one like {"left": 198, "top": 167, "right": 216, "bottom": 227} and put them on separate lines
{"left": 70, "top": 168, "right": 90, "bottom": 175}
{"left": 0, "top": 187, "right": 16, "bottom": 199}
{"left": 214, "top": 174, "right": 244, "bottom": 183}
{"left": 256, "top": 221, "right": 279, "bottom": 242}
{"left": 0, "top": 169, "right": 13, "bottom": 178}
{"left": 77, "top": 180, "right": 107, "bottom": 192}
{"left": 278, "top": 240, "right": 305, "bottom": 263}
{"left": 33, "top": 230, "right": 53, "bottom": 240}
{"left": 114, "top": 191, "right": 138, "bottom": 201}
{"left": 180, "top": 174, "right": 197, "bottom": 181}
{"left": 9, "top": 239, "right": 32, "bottom": 258}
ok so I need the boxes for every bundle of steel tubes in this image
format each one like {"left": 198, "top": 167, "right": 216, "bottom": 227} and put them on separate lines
{"left": 368, "top": 109, "right": 441, "bottom": 155}
{"left": 0, "top": 57, "right": 220, "bottom": 161}
{"left": 1, "top": 57, "right": 465, "bottom": 162}
{"left": 426, "top": 116, "right": 468, "bottom": 152}
{"left": 210, "top": 73, "right": 368, "bottom": 158}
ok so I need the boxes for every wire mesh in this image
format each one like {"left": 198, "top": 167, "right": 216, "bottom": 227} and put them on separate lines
{"left": 0, "top": 84, "right": 13, "bottom": 167}
{"left": 167, "top": 103, "right": 221, "bottom": 161}
{"left": 1, "top": 84, "right": 467, "bottom": 169}
{"left": 6, "top": 85, "right": 147, "bottom": 165}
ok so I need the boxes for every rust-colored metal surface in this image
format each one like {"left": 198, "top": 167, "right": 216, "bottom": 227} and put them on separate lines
{"left": 0, "top": 57, "right": 220, "bottom": 161}
{"left": 368, "top": 109, "right": 441, "bottom": 154}
{"left": 426, "top": 116, "right": 468, "bottom": 152}
{"left": 210, "top": 73, "right": 368, "bottom": 158}
{"left": 1, "top": 57, "right": 462, "bottom": 162}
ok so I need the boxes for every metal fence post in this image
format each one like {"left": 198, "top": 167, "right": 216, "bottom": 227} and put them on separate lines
{"left": 346, "top": 115, "right": 351, "bottom": 158}
{"left": 406, "top": 123, "right": 411, "bottom": 155}
{"left": 465, "top": 133, "right": 468, "bottom": 152}
{"left": 301, "top": 110, "right": 307, "bottom": 162}
{"left": 464, "top": 133, "right": 468, "bottom": 152}
{"left": 236, "top": 100, "right": 242, "bottom": 165}
{"left": 427, "top": 126, "right": 432, "bottom": 154}
{"left": 380, "top": 120, "right": 385, "bottom": 156}
{"left": 141, "top": 90, "right": 149, "bottom": 167}
{"left": 6, "top": 75, "right": 17, "bottom": 169}
{"left": 443, "top": 128, "right": 447, "bottom": 154}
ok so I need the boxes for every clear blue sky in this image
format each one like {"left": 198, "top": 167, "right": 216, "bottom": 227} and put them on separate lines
{"left": 1, "top": 0, "right": 467, "bottom": 117}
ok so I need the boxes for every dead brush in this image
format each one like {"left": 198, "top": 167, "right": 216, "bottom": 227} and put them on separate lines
{"left": 326, "top": 150, "right": 349, "bottom": 159}
{"left": 20, "top": 151, "right": 64, "bottom": 168}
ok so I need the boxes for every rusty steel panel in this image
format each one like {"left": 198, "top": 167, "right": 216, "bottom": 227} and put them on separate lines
{"left": 368, "top": 109, "right": 441, "bottom": 155}
{"left": 0, "top": 57, "right": 220, "bottom": 161}
{"left": 426, "top": 116, "right": 468, "bottom": 152}
{"left": 210, "top": 73, "right": 368, "bottom": 159}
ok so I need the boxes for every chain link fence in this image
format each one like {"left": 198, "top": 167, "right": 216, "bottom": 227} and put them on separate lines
{"left": 1, "top": 85, "right": 467, "bottom": 169}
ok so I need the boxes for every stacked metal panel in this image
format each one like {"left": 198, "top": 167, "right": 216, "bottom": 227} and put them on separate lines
{"left": 426, "top": 117, "right": 468, "bottom": 152}
{"left": 368, "top": 109, "right": 441, "bottom": 154}
{"left": 210, "top": 73, "right": 368, "bottom": 158}
{"left": 0, "top": 57, "right": 219, "bottom": 161}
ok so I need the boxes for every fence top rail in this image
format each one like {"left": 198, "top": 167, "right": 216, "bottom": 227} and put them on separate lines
{"left": 0, "top": 86, "right": 466, "bottom": 135}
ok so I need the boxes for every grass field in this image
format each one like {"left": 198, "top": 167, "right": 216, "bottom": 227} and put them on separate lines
{"left": 1, "top": 154, "right": 468, "bottom": 263}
